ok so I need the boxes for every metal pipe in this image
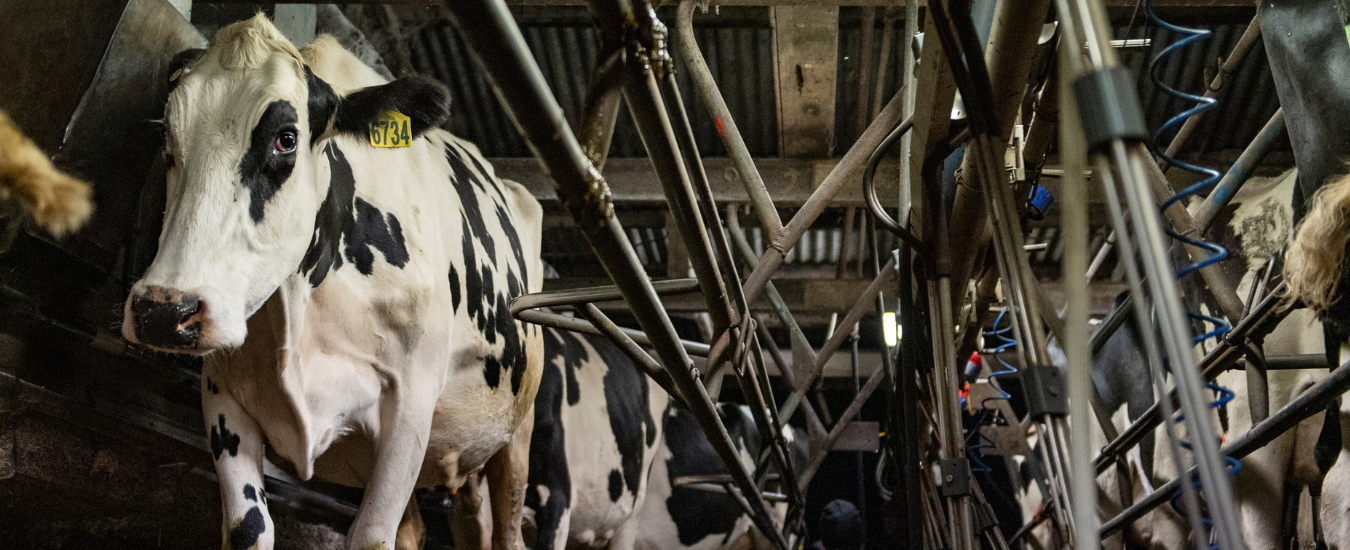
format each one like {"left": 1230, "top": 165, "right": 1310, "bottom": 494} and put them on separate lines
{"left": 1091, "top": 287, "right": 1289, "bottom": 473}
{"left": 1057, "top": 28, "right": 1097, "bottom": 547}
{"left": 440, "top": 3, "right": 787, "bottom": 547}
{"left": 777, "top": 257, "right": 898, "bottom": 421}
{"left": 674, "top": 0, "right": 784, "bottom": 240}
{"left": 1191, "top": 109, "right": 1286, "bottom": 233}
{"left": 515, "top": 309, "right": 711, "bottom": 357}
{"left": 1101, "top": 358, "right": 1350, "bottom": 536}
{"left": 740, "top": 88, "right": 907, "bottom": 303}
{"left": 1094, "top": 149, "right": 1210, "bottom": 547}
{"left": 945, "top": 0, "right": 1054, "bottom": 309}
{"left": 797, "top": 366, "right": 885, "bottom": 489}
{"left": 1158, "top": 17, "right": 1263, "bottom": 165}
{"left": 623, "top": 60, "right": 735, "bottom": 332}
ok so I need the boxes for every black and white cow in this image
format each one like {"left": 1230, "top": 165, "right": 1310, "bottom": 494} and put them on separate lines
{"left": 120, "top": 16, "right": 543, "bottom": 550}
{"left": 519, "top": 327, "right": 669, "bottom": 550}
{"left": 1070, "top": 170, "right": 1332, "bottom": 549}
{"left": 635, "top": 404, "right": 808, "bottom": 550}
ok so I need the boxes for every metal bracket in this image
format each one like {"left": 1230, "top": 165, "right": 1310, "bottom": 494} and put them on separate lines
{"left": 939, "top": 457, "right": 973, "bottom": 497}
{"left": 1022, "top": 364, "right": 1068, "bottom": 418}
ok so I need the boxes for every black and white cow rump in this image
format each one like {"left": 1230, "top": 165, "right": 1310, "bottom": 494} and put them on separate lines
{"left": 512, "top": 328, "right": 668, "bottom": 550}
{"left": 121, "top": 15, "right": 544, "bottom": 550}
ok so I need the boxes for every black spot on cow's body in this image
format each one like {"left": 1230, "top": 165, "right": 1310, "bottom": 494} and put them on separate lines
{"left": 229, "top": 506, "right": 266, "bottom": 550}
{"left": 304, "top": 67, "right": 338, "bottom": 144}
{"left": 239, "top": 100, "right": 299, "bottom": 223}
{"left": 484, "top": 355, "right": 501, "bottom": 389}
{"left": 608, "top": 469, "right": 624, "bottom": 502}
{"left": 206, "top": 377, "right": 220, "bottom": 395}
{"left": 461, "top": 225, "right": 484, "bottom": 323}
{"left": 347, "top": 198, "right": 410, "bottom": 275}
{"left": 243, "top": 484, "right": 258, "bottom": 502}
{"left": 544, "top": 328, "right": 586, "bottom": 406}
{"left": 447, "top": 144, "right": 496, "bottom": 261}
{"left": 210, "top": 414, "right": 241, "bottom": 460}
{"left": 448, "top": 264, "right": 461, "bottom": 311}
{"left": 297, "top": 145, "right": 409, "bottom": 286}
{"left": 599, "top": 335, "right": 655, "bottom": 501}
{"left": 525, "top": 352, "right": 571, "bottom": 550}
{"left": 495, "top": 203, "right": 529, "bottom": 290}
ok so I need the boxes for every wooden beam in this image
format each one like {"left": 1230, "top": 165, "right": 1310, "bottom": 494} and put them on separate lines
{"left": 772, "top": 5, "right": 838, "bottom": 157}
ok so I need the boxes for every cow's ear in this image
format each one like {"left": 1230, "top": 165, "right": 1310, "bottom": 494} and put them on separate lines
{"left": 305, "top": 67, "right": 339, "bottom": 145}
{"left": 333, "top": 76, "right": 452, "bottom": 139}
{"left": 167, "top": 48, "right": 206, "bottom": 93}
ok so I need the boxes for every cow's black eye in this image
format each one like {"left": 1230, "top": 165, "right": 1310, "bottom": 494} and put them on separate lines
{"left": 275, "top": 131, "right": 298, "bottom": 154}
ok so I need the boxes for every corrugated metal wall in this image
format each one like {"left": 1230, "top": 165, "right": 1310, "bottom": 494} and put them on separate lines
{"left": 410, "top": 8, "right": 1284, "bottom": 161}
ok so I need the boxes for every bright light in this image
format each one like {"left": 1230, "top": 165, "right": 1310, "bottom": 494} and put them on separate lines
{"left": 883, "top": 312, "right": 902, "bottom": 346}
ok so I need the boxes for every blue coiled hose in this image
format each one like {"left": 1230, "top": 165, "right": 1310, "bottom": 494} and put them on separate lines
{"left": 1145, "top": 0, "right": 1241, "bottom": 542}
{"left": 966, "top": 309, "right": 1018, "bottom": 473}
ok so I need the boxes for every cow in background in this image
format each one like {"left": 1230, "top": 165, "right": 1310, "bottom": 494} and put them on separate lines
{"left": 636, "top": 403, "right": 808, "bottom": 550}
{"left": 1078, "top": 170, "right": 1332, "bottom": 549}
{"left": 521, "top": 327, "right": 669, "bottom": 549}
{"left": 120, "top": 16, "right": 544, "bottom": 550}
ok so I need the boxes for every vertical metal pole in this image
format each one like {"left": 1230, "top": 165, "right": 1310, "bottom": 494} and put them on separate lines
{"left": 1057, "top": 33, "right": 1098, "bottom": 550}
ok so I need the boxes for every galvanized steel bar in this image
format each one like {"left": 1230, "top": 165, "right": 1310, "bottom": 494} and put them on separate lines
{"left": 674, "top": 0, "right": 784, "bottom": 240}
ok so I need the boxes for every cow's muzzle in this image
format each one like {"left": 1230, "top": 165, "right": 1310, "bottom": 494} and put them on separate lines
{"left": 128, "top": 285, "right": 205, "bottom": 350}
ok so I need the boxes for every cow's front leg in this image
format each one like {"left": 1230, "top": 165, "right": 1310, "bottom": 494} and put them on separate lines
{"left": 347, "top": 392, "right": 438, "bottom": 550}
{"left": 487, "top": 412, "right": 534, "bottom": 550}
{"left": 203, "top": 366, "right": 274, "bottom": 550}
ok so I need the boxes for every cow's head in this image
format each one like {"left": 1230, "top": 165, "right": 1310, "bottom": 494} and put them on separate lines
{"left": 123, "top": 15, "right": 449, "bottom": 353}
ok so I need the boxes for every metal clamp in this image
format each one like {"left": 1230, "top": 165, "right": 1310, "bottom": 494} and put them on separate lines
{"left": 939, "top": 457, "right": 973, "bottom": 497}
{"left": 1022, "top": 364, "right": 1068, "bottom": 418}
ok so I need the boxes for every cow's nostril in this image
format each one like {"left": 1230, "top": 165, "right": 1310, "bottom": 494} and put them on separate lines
{"left": 130, "top": 287, "right": 204, "bottom": 349}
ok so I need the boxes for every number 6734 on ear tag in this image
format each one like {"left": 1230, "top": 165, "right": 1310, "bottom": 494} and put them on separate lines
{"left": 369, "top": 111, "right": 412, "bottom": 148}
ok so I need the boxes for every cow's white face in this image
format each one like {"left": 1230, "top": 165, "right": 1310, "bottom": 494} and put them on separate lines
{"left": 122, "top": 15, "right": 449, "bottom": 353}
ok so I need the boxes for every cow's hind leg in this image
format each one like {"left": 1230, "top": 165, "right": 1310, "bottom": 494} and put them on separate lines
{"left": 203, "top": 363, "right": 274, "bottom": 550}
{"left": 488, "top": 412, "right": 535, "bottom": 550}
{"left": 396, "top": 495, "right": 426, "bottom": 550}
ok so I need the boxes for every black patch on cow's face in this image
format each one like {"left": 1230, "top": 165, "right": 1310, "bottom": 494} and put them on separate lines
{"left": 608, "top": 469, "right": 623, "bottom": 502}
{"left": 663, "top": 406, "right": 759, "bottom": 546}
{"left": 166, "top": 48, "right": 206, "bottom": 93}
{"left": 297, "top": 145, "right": 409, "bottom": 286}
{"left": 243, "top": 484, "right": 257, "bottom": 502}
{"left": 210, "top": 414, "right": 241, "bottom": 461}
{"left": 305, "top": 67, "right": 338, "bottom": 145}
{"left": 448, "top": 264, "right": 461, "bottom": 312}
{"left": 525, "top": 354, "right": 571, "bottom": 550}
{"left": 239, "top": 100, "right": 300, "bottom": 223}
{"left": 206, "top": 377, "right": 220, "bottom": 395}
{"left": 334, "top": 75, "right": 451, "bottom": 138}
{"left": 229, "top": 506, "right": 266, "bottom": 550}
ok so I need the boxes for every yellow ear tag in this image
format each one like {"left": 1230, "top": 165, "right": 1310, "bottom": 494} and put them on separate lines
{"left": 368, "top": 110, "right": 412, "bottom": 148}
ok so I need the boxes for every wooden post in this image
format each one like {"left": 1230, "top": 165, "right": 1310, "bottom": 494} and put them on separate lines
{"left": 771, "top": 6, "right": 838, "bottom": 158}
